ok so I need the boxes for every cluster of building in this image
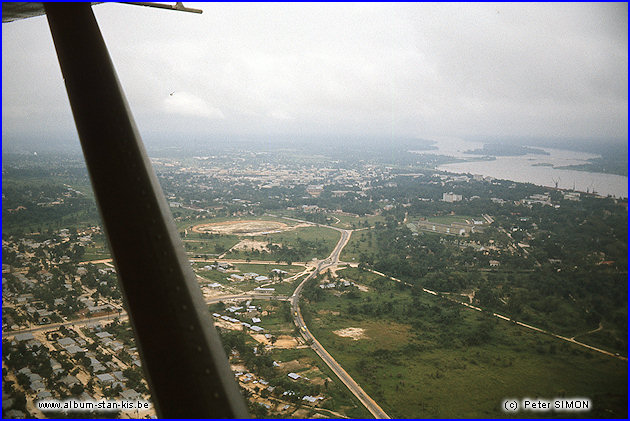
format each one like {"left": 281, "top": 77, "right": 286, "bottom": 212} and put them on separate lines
{"left": 2, "top": 321, "right": 153, "bottom": 418}
{"left": 198, "top": 265, "right": 291, "bottom": 296}
{"left": 213, "top": 301, "right": 267, "bottom": 334}
{"left": 319, "top": 279, "right": 355, "bottom": 289}
{"left": 228, "top": 347, "right": 330, "bottom": 417}
{"left": 153, "top": 154, "right": 376, "bottom": 199}
{"left": 232, "top": 365, "right": 325, "bottom": 416}
{"left": 2, "top": 228, "right": 121, "bottom": 333}
{"left": 230, "top": 272, "right": 269, "bottom": 283}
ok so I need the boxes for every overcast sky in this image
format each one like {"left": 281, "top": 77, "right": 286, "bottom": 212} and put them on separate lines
{"left": 2, "top": 2, "right": 627, "bottom": 146}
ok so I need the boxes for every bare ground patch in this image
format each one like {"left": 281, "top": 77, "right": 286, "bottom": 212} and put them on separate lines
{"left": 232, "top": 239, "right": 275, "bottom": 252}
{"left": 333, "top": 327, "right": 368, "bottom": 341}
{"left": 192, "top": 220, "right": 291, "bottom": 236}
{"left": 273, "top": 335, "right": 300, "bottom": 349}
{"left": 249, "top": 333, "right": 299, "bottom": 348}
{"left": 355, "top": 283, "right": 369, "bottom": 292}
{"left": 214, "top": 318, "right": 242, "bottom": 331}
{"left": 317, "top": 310, "right": 341, "bottom": 316}
{"left": 276, "top": 359, "right": 309, "bottom": 372}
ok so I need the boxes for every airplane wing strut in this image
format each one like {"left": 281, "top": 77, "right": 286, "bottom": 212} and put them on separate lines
{"left": 44, "top": 3, "right": 248, "bottom": 417}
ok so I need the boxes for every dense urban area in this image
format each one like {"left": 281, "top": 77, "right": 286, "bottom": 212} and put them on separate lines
{"left": 2, "top": 142, "right": 627, "bottom": 418}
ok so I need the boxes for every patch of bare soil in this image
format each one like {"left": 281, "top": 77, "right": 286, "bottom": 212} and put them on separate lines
{"left": 192, "top": 220, "right": 289, "bottom": 236}
{"left": 232, "top": 239, "right": 273, "bottom": 252}
{"left": 292, "top": 409, "right": 312, "bottom": 418}
{"left": 333, "top": 327, "right": 368, "bottom": 340}
{"left": 230, "top": 363, "right": 247, "bottom": 373}
{"left": 273, "top": 335, "right": 300, "bottom": 349}
{"left": 317, "top": 310, "right": 341, "bottom": 316}
{"left": 276, "top": 359, "right": 308, "bottom": 372}
{"left": 251, "top": 334, "right": 270, "bottom": 345}
{"left": 214, "top": 318, "right": 242, "bottom": 331}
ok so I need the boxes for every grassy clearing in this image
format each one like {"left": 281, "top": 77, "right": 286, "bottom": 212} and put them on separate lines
{"left": 272, "top": 274, "right": 310, "bottom": 296}
{"left": 194, "top": 267, "right": 232, "bottom": 284}
{"left": 176, "top": 215, "right": 299, "bottom": 232}
{"left": 424, "top": 214, "right": 480, "bottom": 224}
{"left": 302, "top": 268, "right": 627, "bottom": 418}
{"left": 330, "top": 214, "right": 385, "bottom": 229}
{"left": 82, "top": 247, "right": 110, "bottom": 261}
{"left": 182, "top": 235, "right": 240, "bottom": 256}
{"left": 265, "top": 226, "right": 340, "bottom": 245}
{"left": 226, "top": 226, "right": 340, "bottom": 262}
{"left": 276, "top": 209, "right": 384, "bottom": 230}
{"left": 341, "top": 229, "right": 378, "bottom": 262}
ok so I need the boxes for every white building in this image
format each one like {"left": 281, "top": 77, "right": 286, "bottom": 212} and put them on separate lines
{"left": 442, "top": 192, "right": 463, "bottom": 202}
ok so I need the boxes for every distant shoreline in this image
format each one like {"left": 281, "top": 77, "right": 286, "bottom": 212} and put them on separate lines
{"left": 553, "top": 162, "right": 627, "bottom": 177}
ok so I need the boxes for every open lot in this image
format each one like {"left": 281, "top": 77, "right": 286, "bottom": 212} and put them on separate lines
{"left": 193, "top": 220, "right": 296, "bottom": 236}
{"left": 225, "top": 226, "right": 340, "bottom": 263}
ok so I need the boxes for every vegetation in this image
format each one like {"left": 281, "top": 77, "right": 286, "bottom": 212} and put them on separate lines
{"left": 302, "top": 268, "right": 627, "bottom": 418}
{"left": 225, "top": 226, "right": 340, "bottom": 263}
{"left": 215, "top": 300, "right": 371, "bottom": 418}
{"left": 347, "top": 194, "right": 627, "bottom": 353}
{"left": 2, "top": 143, "right": 626, "bottom": 418}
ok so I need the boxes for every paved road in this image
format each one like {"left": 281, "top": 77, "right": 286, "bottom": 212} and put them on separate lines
{"left": 10, "top": 221, "right": 435, "bottom": 419}
{"left": 205, "top": 293, "right": 289, "bottom": 304}
{"left": 290, "top": 227, "right": 390, "bottom": 419}
{"left": 196, "top": 223, "right": 390, "bottom": 418}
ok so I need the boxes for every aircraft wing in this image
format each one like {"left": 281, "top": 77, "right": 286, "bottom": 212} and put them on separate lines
{"left": 3, "top": 3, "right": 248, "bottom": 418}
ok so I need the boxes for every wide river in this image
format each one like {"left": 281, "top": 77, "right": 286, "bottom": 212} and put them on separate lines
{"left": 413, "top": 138, "right": 627, "bottom": 199}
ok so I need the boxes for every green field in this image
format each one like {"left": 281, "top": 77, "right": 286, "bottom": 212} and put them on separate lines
{"left": 424, "top": 214, "right": 481, "bottom": 224}
{"left": 275, "top": 209, "right": 385, "bottom": 230}
{"left": 194, "top": 266, "right": 232, "bottom": 284}
{"left": 264, "top": 225, "right": 340, "bottom": 245}
{"left": 330, "top": 213, "right": 385, "bottom": 229}
{"left": 340, "top": 229, "right": 378, "bottom": 262}
{"left": 573, "top": 323, "right": 628, "bottom": 356}
{"left": 179, "top": 216, "right": 306, "bottom": 257}
{"left": 182, "top": 235, "right": 240, "bottom": 256}
{"left": 302, "top": 268, "right": 627, "bottom": 418}
{"left": 272, "top": 274, "right": 309, "bottom": 296}
{"left": 225, "top": 226, "right": 340, "bottom": 262}
{"left": 176, "top": 215, "right": 300, "bottom": 232}
{"left": 82, "top": 246, "right": 110, "bottom": 261}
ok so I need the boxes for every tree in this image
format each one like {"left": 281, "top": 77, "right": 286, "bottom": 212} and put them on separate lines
{"left": 70, "top": 383, "right": 84, "bottom": 396}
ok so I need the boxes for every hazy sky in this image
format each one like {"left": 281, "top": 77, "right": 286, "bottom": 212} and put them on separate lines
{"left": 2, "top": 2, "right": 628, "bottom": 146}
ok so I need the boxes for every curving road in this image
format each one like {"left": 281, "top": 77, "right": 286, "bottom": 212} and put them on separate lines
{"left": 290, "top": 227, "right": 390, "bottom": 419}
{"left": 70, "top": 220, "right": 392, "bottom": 417}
